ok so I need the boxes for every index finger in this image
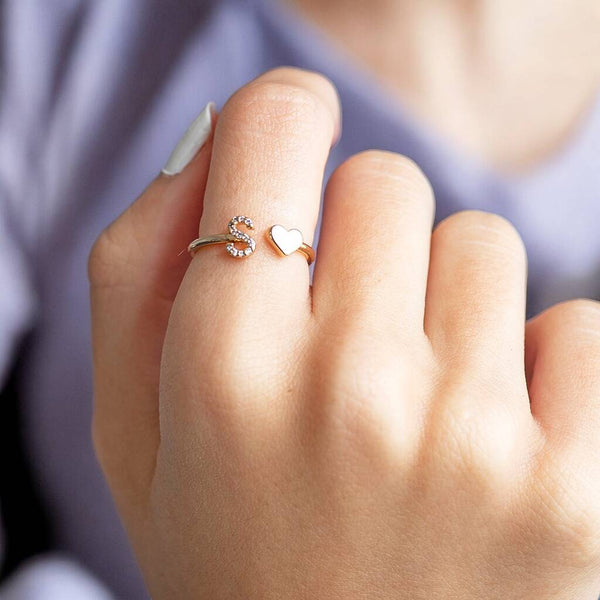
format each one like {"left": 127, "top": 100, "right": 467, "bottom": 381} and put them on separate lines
{"left": 168, "top": 68, "right": 341, "bottom": 370}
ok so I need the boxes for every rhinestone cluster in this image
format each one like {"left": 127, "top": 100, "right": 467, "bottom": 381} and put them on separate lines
{"left": 226, "top": 215, "right": 256, "bottom": 258}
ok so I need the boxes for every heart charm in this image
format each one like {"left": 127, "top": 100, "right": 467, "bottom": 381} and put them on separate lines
{"left": 268, "top": 225, "right": 304, "bottom": 256}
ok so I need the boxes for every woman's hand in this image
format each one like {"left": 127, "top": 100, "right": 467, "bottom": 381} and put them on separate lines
{"left": 89, "top": 68, "right": 600, "bottom": 599}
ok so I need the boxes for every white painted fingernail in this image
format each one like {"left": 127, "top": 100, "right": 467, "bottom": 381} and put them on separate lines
{"left": 161, "top": 101, "right": 216, "bottom": 176}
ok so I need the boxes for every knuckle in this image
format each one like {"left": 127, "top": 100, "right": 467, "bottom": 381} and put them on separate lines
{"left": 336, "top": 151, "right": 433, "bottom": 199}
{"left": 224, "top": 79, "right": 331, "bottom": 139}
{"left": 262, "top": 67, "right": 338, "bottom": 105}
{"left": 201, "top": 350, "right": 264, "bottom": 400}
{"left": 541, "top": 298, "right": 600, "bottom": 333}
{"left": 532, "top": 299, "right": 600, "bottom": 361}
{"left": 344, "top": 150, "right": 428, "bottom": 184}
{"left": 88, "top": 181, "right": 166, "bottom": 288}
{"left": 536, "top": 462, "right": 600, "bottom": 565}
{"left": 315, "top": 333, "right": 423, "bottom": 462}
{"left": 328, "top": 150, "right": 435, "bottom": 225}
{"left": 187, "top": 331, "right": 285, "bottom": 423}
{"left": 330, "top": 358, "right": 399, "bottom": 422}
{"left": 558, "top": 508, "right": 600, "bottom": 565}
{"left": 430, "top": 388, "right": 525, "bottom": 489}
{"left": 436, "top": 210, "right": 526, "bottom": 263}
{"left": 87, "top": 224, "right": 125, "bottom": 287}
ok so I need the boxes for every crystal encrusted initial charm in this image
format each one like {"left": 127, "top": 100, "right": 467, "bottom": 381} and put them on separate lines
{"left": 226, "top": 215, "right": 256, "bottom": 258}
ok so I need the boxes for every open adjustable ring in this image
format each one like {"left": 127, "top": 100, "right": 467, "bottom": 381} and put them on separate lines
{"left": 187, "top": 215, "right": 315, "bottom": 265}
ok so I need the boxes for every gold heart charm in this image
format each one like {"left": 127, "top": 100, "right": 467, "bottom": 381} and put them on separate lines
{"left": 268, "top": 224, "right": 304, "bottom": 256}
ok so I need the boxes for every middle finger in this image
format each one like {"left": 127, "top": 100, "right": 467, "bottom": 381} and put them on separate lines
{"left": 313, "top": 151, "right": 435, "bottom": 341}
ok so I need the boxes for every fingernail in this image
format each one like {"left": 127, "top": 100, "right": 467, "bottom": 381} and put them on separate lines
{"left": 161, "top": 101, "right": 216, "bottom": 176}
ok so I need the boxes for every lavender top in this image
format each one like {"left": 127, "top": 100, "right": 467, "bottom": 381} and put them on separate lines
{"left": 0, "top": 0, "right": 599, "bottom": 597}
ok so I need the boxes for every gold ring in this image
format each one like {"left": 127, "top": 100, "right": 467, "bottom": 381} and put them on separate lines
{"left": 187, "top": 216, "right": 315, "bottom": 265}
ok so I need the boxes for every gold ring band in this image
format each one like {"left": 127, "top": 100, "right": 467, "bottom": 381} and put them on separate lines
{"left": 188, "top": 233, "right": 239, "bottom": 256}
{"left": 187, "top": 216, "right": 314, "bottom": 265}
{"left": 294, "top": 242, "right": 315, "bottom": 265}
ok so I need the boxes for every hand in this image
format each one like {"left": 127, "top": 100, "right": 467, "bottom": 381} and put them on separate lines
{"left": 89, "top": 68, "right": 600, "bottom": 599}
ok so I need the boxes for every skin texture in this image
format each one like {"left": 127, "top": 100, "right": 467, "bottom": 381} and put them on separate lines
{"left": 89, "top": 68, "right": 600, "bottom": 598}
{"left": 288, "top": 0, "right": 600, "bottom": 173}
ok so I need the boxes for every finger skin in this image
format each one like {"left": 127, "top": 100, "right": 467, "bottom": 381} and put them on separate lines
{"left": 425, "top": 211, "right": 528, "bottom": 387}
{"left": 162, "top": 68, "right": 341, "bottom": 424}
{"left": 188, "top": 67, "right": 339, "bottom": 306}
{"left": 89, "top": 128, "right": 214, "bottom": 512}
{"left": 526, "top": 299, "right": 600, "bottom": 457}
{"left": 200, "top": 67, "right": 340, "bottom": 243}
{"left": 313, "top": 150, "right": 435, "bottom": 339}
